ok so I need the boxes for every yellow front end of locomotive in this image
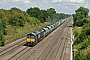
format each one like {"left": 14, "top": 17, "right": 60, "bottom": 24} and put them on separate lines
{"left": 27, "top": 38, "right": 35, "bottom": 42}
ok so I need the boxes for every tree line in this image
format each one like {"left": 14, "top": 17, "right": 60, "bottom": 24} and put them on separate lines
{"left": 26, "top": 7, "right": 70, "bottom": 23}
{"left": 73, "top": 7, "right": 90, "bottom": 60}
{"left": 0, "top": 7, "right": 70, "bottom": 46}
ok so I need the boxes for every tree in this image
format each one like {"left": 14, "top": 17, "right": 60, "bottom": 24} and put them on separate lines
{"left": 26, "top": 7, "right": 43, "bottom": 22}
{"left": 75, "top": 7, "right": 89, "bottom": 18}
{"left": 10, "top": 7, "right": 24, "bottom": 13}
{"left": 72, "top": 7, "right": 89, "bottom": 26}
{"left": 47, "top": 8, "right": 56, "bottom": 17}
{"left": 8, "top": 13, "right": 25, "bottom": 26}
{"left": 40, "top": 10, "right": 48, "bottom": 22}
{"left": 26, "top": 7, "right": 41, "bottom": 18}
{"left": 75, "top": 19, "right": 83, "bottom": 26}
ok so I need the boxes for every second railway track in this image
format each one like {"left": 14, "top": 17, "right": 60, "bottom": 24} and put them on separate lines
{"left": 7, "top": 46, "right": 32, "bottom": 60}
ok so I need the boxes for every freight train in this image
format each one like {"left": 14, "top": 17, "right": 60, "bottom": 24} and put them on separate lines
{"left": 26, "top": 19, "right": 67, "bottom": 46}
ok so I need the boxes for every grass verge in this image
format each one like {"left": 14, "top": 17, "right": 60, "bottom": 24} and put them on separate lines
{"left": 5, "top": 22, "right": 50, "bottom": 45}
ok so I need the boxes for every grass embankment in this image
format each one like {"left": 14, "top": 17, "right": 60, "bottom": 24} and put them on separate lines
{"left": 5, "top": 21, "right": 50, "bottom": 45}
{"left": 73, "top": 25, "right": 90, "bottom": 60}
{"left": 73, "top": 26, "right": 82, "bottom": 59}
{"left": 73, "top": 26, "right": 82, "bottom": 49}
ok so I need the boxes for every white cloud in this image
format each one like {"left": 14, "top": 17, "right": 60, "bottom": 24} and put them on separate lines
{"left": 14, "top": 0, "right": 19, "bottom": 2}
{"left": 5, "top": 0, "right": 30, "bottom": 4}
{"left": 52, "top": 0, "right": 61, "bottom": 2}
{"left": 43, "top": 0, "right": 48, "bottom": 3}
{"left": 5, "top": 0, "right": 20, "bottom": 3}
{"left": 10, "top": 0, "right": 20, "bottom": 2}
{"left": 52, "top": 0, "right": 85, "bottom": 3}
{"left": 24, "top": 0, "right": 30, "bottom": 4}
{"left": 68, "top": 0, "right": 84, "bottom": 3}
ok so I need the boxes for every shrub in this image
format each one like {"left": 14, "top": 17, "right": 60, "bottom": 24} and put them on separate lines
{"left": 85, "top": 52, "right": 90, "bottom": 60}
{"left": 0, "top": 18, "right": 6, "bottom": 46}
{"left": 8, "top": 13, "right": 25, "bottom": 26}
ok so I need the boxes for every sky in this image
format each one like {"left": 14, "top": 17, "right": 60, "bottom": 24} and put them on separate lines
{"left": 0, "top": 0, "right": 90, "bottom": 15}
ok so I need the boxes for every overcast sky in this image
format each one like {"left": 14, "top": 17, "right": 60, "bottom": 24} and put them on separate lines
{"left": 0, "top": 0, "right": 90, "bottom": 15}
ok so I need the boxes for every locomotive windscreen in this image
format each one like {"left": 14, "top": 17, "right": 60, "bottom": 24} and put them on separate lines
{"left": 27, "top": 34, "right": 35, "bottom": 39}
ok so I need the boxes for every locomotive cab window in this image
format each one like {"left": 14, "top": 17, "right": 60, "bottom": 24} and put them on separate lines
{"left": 27, "top": 35, "right": 35, "bottom": 39}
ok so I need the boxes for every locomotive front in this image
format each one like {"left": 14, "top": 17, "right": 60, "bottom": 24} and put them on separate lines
{"left": 26, "top": 33, "right": 36, "bottom": 46}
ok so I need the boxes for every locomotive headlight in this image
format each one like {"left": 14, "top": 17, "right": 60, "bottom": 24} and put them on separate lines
{"left": 27, "top": 38, "right": 35, "bottom": 42}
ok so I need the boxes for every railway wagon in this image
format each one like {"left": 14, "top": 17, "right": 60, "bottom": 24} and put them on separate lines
{"left": 50, "top": 24, "right": 55, "bottom": 32}
{"left": 46, "top": 26, "right": 52, "bottom": 33}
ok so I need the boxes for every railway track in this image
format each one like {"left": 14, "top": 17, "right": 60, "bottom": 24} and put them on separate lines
{"left": 16, "top": 17, "right": 72, "bottom": 60}
{"left": 0, "top": 17, "right": 72, "bottom": 60}
{"left": 55, "top": 26, "right": 70, "bottom": 60}
{"left": 37, "top": 19, "right": 70, "bottom": 60}
{"left": 55, "top": 18, "right": 72, "bottom": 60}
{"left": 7, "top": 46, "right": 32, "bottom": 60}
{"left": 0, "top": 38, "right": 27, "bottom": 60}
{"left": 0, "top": 38, "right": 26, "bottom": 56}
{"left": 15, "top": 21, "right": 66, "bottom": 60}
{"left": 37, "top": 27, "right": 66, "bottom": 60}
{"left": 17, "top": 25, "right": 64, "bottom": 60}
{"left": 0, "top": 20, "right": 65, "bottom": 60}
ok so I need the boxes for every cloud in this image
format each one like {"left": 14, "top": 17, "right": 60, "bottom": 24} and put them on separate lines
{"left": 5, "top": 0, "right": 30, "bottom": 4}
{"left": 43, "top": 0, "right": 48, "bottom": 3}
{"left": 52, "top": 0, "right": 85, "bottom": 3}
{"left": 7, "top": 0, "right": 20, "bottom": 2}
{"left": 52, "top": 0, "right": 61, "bottom": 2}
{"left": 13, "top": 0, "right": 19, "bottom": 2}
{"left": 68, "top": 0, "right": 84, "bottom": 3}
{"left": 24, "top": 0, "right": 30, "bottom": 4}
{"left": 0, "top": 0, "right": 90, "bottom": 15}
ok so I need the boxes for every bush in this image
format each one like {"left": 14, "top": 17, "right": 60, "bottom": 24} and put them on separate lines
{"left": 86, "top": 52, "right": 90, "bottom": 60}
{"left": 74, "top": 30, "right": 78, "bottom": 37}
{"left": 75, "top": 50, "right": 85, "bottom": 60}
{"left": 82, "top": 23, "right": 90, "bottom": 35}
{"left": 8, "top": 13, "right": 25, "bottom": 26}
{"left": 79, "top": 42, "right": 88, "bottom": 50}
{"left": 0, "top": 18, "right": 7, "bottom": 35}
{"left": 0, "top": 31, "right": 5, "bottom": 46}
{"left": 74, "top": 32, "right": 87, "bottom": 45}
{"left": 75, "top": 18, "right": 89, "bottom": 27}
{"left": 0, "top": 18, "right": 6, "bottom": 46}
{"left": 27, "top": 17, "right": 40, "bottom": 26}
{"left": 75, "top": 19, "right": 83, "bottom": 26}
{"left": 74, "top": 22, "right": 90, "bottom": 45}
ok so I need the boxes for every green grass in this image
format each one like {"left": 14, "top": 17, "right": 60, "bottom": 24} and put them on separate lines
{"left": 5, "top": 22, "right": 50, "bottom": 45}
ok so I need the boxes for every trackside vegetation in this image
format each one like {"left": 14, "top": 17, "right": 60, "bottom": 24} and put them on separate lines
{"left": 0, "top": 7, "right": 70, "bottom": 46}
{"left": 73, "top": 7, "right": 90, "bottom": 60}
